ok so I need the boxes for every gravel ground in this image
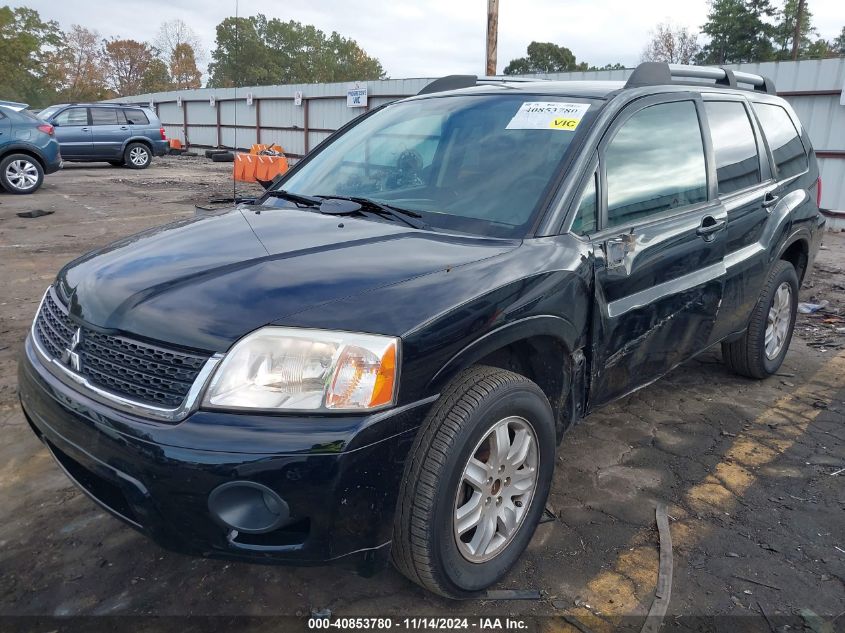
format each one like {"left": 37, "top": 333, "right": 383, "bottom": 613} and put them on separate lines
{"left": 0, "top": 157, "right": 843, "bottom": 631}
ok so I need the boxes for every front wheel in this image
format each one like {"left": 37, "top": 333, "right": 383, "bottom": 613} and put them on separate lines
{"left": 124, "top": 143, "right": 151, "bottom": 169}
{"left": 0, "top": 154, "right": 44, "bottom": 194}
{"left": 392, "top": 366, "right": 555, "bottom": 598}
{"left": 722, "top": 260, "right": 798, "bottom": 378}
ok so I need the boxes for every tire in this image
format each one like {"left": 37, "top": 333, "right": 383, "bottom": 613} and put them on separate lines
{"left": 211, "top": 151, "right": 234, "bottom": 163}
{"left": 392, "top": 365, "right": 556, "bottom": 598}
{"left": 0, "top": 154, "right": 44, "bottom": 194}
{"left": 204, "top": 149, "right": 227, "bottom": 159}
{"left": 124, "top": 143, "right": 152, "bottom": 169}
{"left": 722, "top": 260, "right": 799, "bottom": 379}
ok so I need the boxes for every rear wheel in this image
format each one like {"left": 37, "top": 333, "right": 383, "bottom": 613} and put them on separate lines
{"left": 722, "top": 260, "right": 798, "bottom": 378}
{"left": 0, "top": 154, "right": 44, "bottom": 194}
{"left": 391, "top": 365, "right": 555, "bottom": 598}
{"left": 124, "top": 143, "right": 151, "bottom": 169}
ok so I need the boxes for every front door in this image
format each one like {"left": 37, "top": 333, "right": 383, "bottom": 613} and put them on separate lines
{"left": 589, "top": 94, "right": 727, "bottom": 406}
{"left": 52, "top": 107, "right": 92, "bottom": 158}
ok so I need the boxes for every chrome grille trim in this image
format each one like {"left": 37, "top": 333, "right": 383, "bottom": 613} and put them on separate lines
{"left": 29, "top": 288, "right": 223, "bottom": 422}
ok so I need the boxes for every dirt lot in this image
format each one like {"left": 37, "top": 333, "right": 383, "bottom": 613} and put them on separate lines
{"left": 1, "top": 158, "right": 843, "bottom": 631}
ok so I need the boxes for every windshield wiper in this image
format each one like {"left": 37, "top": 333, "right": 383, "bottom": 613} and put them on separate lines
{"left": 315, "top": 195, "right": 427, "bottom": 229}
{"left": 264, "top": 189, "right": 323, "bottom": 207}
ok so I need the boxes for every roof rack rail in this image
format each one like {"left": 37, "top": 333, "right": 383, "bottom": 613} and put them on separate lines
{"left": 624, "top": 62, "right": 776, "bottom": 94}
{"left": 416, "top": 74, "right": 547, "bottom": 95}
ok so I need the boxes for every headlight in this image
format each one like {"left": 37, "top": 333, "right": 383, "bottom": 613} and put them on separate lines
{"left": 202, "top": 327, "right": 398, "bottom": 411}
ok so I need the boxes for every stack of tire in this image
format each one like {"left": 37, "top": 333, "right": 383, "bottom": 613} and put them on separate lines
{"left": 206, "top": 149, "right": 234, "bottom": 163}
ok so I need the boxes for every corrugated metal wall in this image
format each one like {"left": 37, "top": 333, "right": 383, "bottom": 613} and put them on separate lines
{"left": 115, "top": 59, "right": 845, "bottom": 210}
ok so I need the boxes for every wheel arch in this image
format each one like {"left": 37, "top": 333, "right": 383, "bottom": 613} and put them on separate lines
{"left": 0, "top": 145, "right": 46, "bottom": 170}
{"left": 122, "top": 137, "right": 153, "bottom": 153}
{"left": 428, "top": 316, "right": 580, "bottom": 439}
{"left": 778, "top": 236, "right": 810, "bottom": 284}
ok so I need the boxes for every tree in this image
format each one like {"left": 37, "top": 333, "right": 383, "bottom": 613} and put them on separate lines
{"left": 0, "top": 5, "right": 62, "bottom": 106}
{"left": 141, "top": 58, "right": 172, "bottom": 93}
{"left": 588, "top": 63, "right": 627, "bottom": 71}
{"left": 835, "top": 27, "right": 845, "bottom": 55}
{"left": 44, "top": 25, "right": 109, "bottom": 102}
{"left": 208, "top": 14, "right": 384, "bottom": 87}
{"left": 170, "top": 43, "right": 202, "bottom": 89}
{"left": 697, "top": 0, "right": 776, "bottom": 64}
{"left": 773, "top": 0, "right": 816, "bottom": 59}
{"left": 102, "top": 38, "right": 157, "bottom": 96}
{"left": 642, "top": 23, "right": 701, "bottom": 64}
{"left": 155, "top": 19, "right": 205, "bottom": 65}
{"left": 503, "top": 42, "right": 585, "bottom": 74}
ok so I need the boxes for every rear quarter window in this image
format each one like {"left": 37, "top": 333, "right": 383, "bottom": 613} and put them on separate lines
{"left": 752, "top": 103, "right": 808, "bottom": 179}
{"left": 705, "top": 101, "right": 761, "bottom": 195}
{"left": 124, "top": 109, "right": 150, "bottom": 125}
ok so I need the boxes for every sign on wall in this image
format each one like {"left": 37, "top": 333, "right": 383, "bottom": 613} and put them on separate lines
{"left": 148, "top": 99, "right": 154, "bottom": 109}
{"left": 176, "top": 95, "right": 182, "bottom": 107}
{"left": 294, "top": 91, "right": 303, "bottom": 106}
{"left": 347, "top": 86, "right": 368, "bottom": 108}
{"left": 246, "top": 92, "right": 254, "bottom": 106}
{"left": 210, "top": 96, "right": 215, "bottom": 107}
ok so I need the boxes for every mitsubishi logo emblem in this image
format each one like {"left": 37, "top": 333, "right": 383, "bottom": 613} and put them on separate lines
{"left": 61, "top": 328, "right": 82, "bottom": 372}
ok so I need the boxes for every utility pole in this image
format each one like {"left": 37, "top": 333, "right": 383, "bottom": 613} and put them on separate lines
{"left": 791, "top": 0, "right": 805, "bottom": 60}
{"left": 486, "top": 0, "right": 499, "bottom": 76}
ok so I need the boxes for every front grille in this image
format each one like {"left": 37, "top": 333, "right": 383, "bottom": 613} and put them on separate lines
{"left": 34, "top": 289, "right": 211, "bottom": 409}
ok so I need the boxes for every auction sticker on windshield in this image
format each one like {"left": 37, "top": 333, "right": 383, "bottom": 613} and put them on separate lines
{"left": 506, "top": 101, "right": 591, "bottom": 131}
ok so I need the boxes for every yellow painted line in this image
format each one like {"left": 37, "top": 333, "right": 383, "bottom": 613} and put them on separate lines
{"left": 545, "top": 349, "right": 845, "bottom": 632}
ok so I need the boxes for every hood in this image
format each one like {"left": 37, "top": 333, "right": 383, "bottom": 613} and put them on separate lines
{"left": 58, "top": 207, "right": 515, "bottom": 351}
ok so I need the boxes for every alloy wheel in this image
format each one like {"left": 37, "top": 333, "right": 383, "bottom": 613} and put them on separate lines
{"left": 454, "top": 415, "right": 539, "bottom": 563}
{"left": 129, "top": 147, "right": 149, "bottom": 166}
{"left": 765, "top": 281, "right": 792, "bottom": 359}
{"left": 5, "top": 159, "right": 38, "bottom": 191}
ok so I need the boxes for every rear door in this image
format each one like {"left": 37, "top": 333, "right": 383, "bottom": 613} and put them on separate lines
{"left": 588, "top": 93, "right": 728, "bottom": 405}
{"left": 51, "top": 107, "right": 92, "bottom": 158}
{"left": 90, "top": 107, "right": 129, "bottom": 158}
{"left": 703, "top": 97, "right": 773, "bottom": 341}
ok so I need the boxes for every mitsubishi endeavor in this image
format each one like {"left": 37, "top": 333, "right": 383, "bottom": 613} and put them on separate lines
{"left": 19, "top": 63, "right": 824, "bottom": 598}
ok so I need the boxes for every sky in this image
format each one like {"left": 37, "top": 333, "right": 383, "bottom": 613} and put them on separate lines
{"left": 10, "top": 0, "right": 845, "bottom": 78}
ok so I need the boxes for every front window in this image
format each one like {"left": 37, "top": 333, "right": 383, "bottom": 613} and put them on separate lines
{"left": 279, "top": 95, "right": 597, "bottom": 237}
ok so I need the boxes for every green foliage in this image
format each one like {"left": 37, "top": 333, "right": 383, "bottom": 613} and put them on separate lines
{"left": 0, "top": 5, "right": 62, "bottom": 107}
{"left": 141, "top": 58, "right": 172, "bottom": 93}
{"left": 772, "top": 0, "right": 816, "bottom": 58}
{"left": 697, "top": 0, "right": 776, "bottom": 64}
{"left": 208, "top": 14, "right": 385, "bottom": 87}
{"left": 503, "top": 42, "right": 585, "bottom": 74}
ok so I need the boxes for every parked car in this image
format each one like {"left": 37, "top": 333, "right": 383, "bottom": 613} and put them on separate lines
{"left": 19, "top": 63, "right": 824, "bottom": 598}
{"left": 36, "top": 103, "right": 167, "bottom": 169}
{"left": 0, "top": 101, "right": 62, "bottom": 194}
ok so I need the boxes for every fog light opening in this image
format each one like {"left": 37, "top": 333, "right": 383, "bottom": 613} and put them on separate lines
{"left": 208, "top": 481, "right": 290, "bottom": 534}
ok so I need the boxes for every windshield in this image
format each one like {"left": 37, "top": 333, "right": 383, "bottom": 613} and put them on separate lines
{"left": 37, "top": 105, "right": 61, "bottom": 120}
{"left": 279, "top": 94, "right": 597, "bottom": 237}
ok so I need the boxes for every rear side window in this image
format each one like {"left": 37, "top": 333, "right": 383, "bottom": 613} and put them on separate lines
{"left": 752, "top": 103, "right": 808, "bottom": 179}
{"left": 705, "top": 101, "right": 761, "bottom": 195}
{"left": 606, "top": 101, "right": 707, "bottom": 227}
{"left": 91, "top": 108, "right": 119, "bottom": 125}
{"left": 124, "top": 109, "right": 150, "bottom": 125}
{"left": 54, "top": 108, "right": 88, "bottom": 126}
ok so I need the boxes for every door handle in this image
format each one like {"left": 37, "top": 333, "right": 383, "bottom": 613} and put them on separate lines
{"left": 762, "top": 191, "right": 780, "bottom": 209}
{"left": 120, "top": 126, "right": 129, "bottom": 130}
{"left": 696, "top": 216, "right": 726, "bottom": 242}
{"left": 81, "top": 127, "right": 89, "bottom": 131}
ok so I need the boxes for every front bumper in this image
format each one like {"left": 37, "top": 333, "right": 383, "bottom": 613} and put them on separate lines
{"left": 19, "top": 334, "right": 432, "bottom": 566}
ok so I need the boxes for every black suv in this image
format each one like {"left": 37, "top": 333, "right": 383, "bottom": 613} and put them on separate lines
{"left": 19, "top": 63, "right": 824, "bottom": 598}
